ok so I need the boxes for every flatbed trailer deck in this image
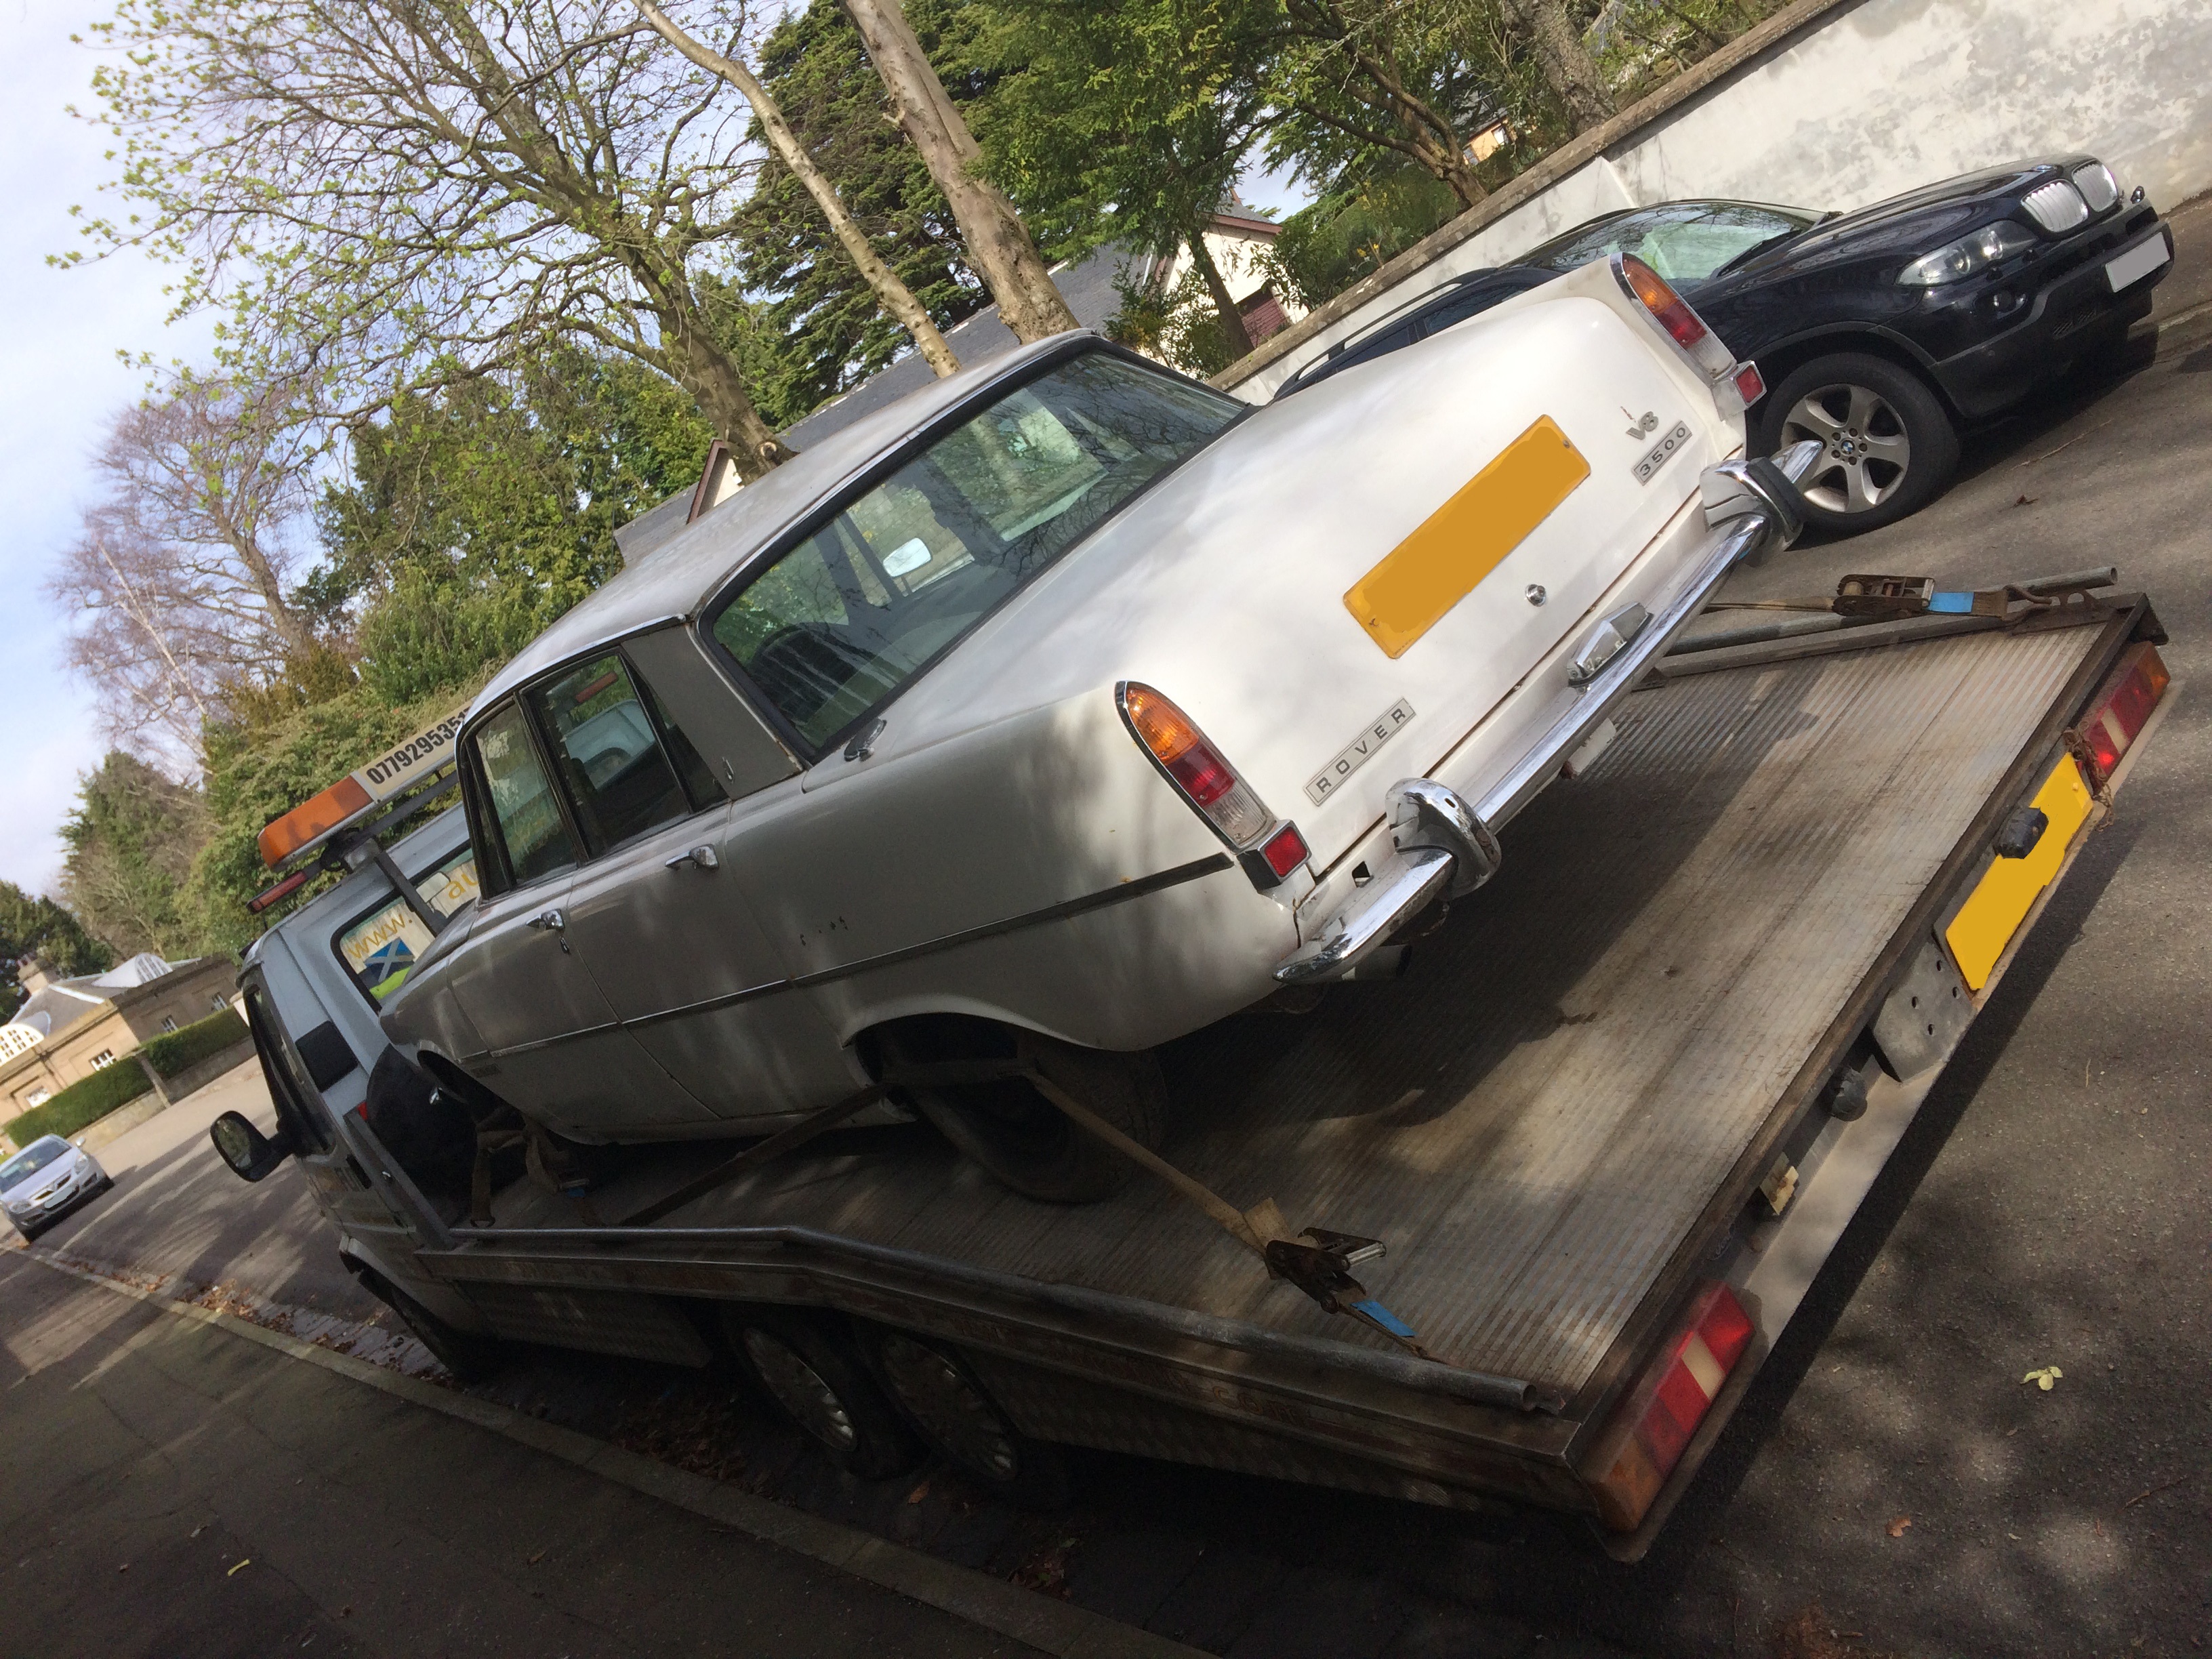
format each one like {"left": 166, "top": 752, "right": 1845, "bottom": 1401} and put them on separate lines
{"left": 249, "top": 596, "right": 2169, "bottom": 1556}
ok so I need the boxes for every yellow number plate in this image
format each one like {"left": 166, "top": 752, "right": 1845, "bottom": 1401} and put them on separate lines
{"left": 1345, "top": 416, "right": 1590, "bottom": 659}
{"left": 1944, "top": 756, "right": 2095, "bottom": 991}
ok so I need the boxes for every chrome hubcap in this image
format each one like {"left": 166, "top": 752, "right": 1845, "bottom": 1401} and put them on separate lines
{"left": 878, "top": 1336, "right": 1019, "bottom": 1479}
{"left": 1780, "top": 382, "right": 1911, "bottom": 514}
{"left": 743, "top": 1330, "right": 858, "bottom": 1450}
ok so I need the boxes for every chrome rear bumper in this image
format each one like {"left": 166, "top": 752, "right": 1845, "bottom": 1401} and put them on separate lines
{"left": 1276, "top": 443, "right": 1818, "bottom": 985}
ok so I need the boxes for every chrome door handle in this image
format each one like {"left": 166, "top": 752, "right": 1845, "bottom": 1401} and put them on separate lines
{"left": 664, "top": 845, "right": 720, "bottom": 872}
{"left": 527, "top": 907, "right": 567, "bottom": 933}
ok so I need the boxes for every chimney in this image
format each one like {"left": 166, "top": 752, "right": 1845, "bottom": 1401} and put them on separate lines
{"left": 15, "top": 957, "right": 56, "bottom": 996}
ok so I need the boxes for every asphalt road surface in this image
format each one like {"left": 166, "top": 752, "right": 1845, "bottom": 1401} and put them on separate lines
{"left": 13, "top": 211, "right": 2211, "bottom": 1659}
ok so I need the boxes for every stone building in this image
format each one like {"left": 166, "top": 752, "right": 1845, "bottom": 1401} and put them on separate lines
{"left": 0, "top": 954, "right": 239, "bottom": 1126}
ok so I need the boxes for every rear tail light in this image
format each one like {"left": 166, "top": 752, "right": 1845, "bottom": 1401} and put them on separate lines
{"left": 1616, "top": 256, "right": 1737, "bottom": 381}
{"left": 1584, "top": 1283, "right": 1756, "bottom": 1532}
{"left": 1119, "top": 682, "right": 1307, "bottom": 884}
{"left": 2067, "top": 641, "right": 2169, "bottom": 790}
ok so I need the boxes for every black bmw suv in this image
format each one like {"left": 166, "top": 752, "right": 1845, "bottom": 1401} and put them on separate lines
{"left": 1279, "top": 157, "right": 2174, "bottom": 533}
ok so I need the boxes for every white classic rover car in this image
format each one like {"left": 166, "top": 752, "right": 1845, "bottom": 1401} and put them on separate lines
{"left": 378, "top": 255, "right": 1815, "bottom": 1201}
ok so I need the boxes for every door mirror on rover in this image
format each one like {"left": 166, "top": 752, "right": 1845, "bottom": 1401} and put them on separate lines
{"left": 210, "top": 1111, "right": 296, "bottom": 1183}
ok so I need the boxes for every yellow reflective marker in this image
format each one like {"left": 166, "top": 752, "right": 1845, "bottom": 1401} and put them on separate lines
{"left": 1345, "top": 415, "right": 1589, "bottom": 659}
{"left": 1945, "top": 757, "right": 2095, "bottom": 991}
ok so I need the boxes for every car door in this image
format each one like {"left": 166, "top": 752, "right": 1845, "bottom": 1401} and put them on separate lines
{"left": 446, "top": 697, "right": 712, "bottom": 1136}
{"left": 551, "top": 632, "right": 856, "bottom": 1122}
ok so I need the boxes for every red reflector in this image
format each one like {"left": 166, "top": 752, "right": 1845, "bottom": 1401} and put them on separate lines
{"left": 245, "top": 869, "right": 312, "bottom": 916}
{"left": 1620, "top": 255, "right": 1708, "bottom": 350}
{"left": 1260, "top": 823, "right": 1310, "bottom": 878}
{"left": 1584, "top": 1283, "right": 1755, "bottom": 1532}
{"left": 258, "top": 775, "right": 373, "bottom": 867}
{"left": 1733, "top": 362, "right": 1765, "bottom": 405}
{"left": 2068, "top": 642, "right": 2169, "bottom": 789}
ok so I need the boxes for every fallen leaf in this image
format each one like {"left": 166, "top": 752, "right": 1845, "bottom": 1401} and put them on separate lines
{"left": 527, "top": 1550, "right": 546, "bottom": 1565}
{"left": 1887, "top": 1516, "right": 1912, "bottom": 1538}
{"left": 118, "top": 1563, "right": 130, "bottom": 1574}
{"left": 2013, "top": 493, "right": 2039, "bottom": 506}
{"left": 2023, "top": 1366, "right": 2062, "bottom": 1391}
{"left": 228, "top": 1559, "right": 252, "bottom": 1576}
{"left": 905, "top": 1479, "right": 930, "bottom": 1506}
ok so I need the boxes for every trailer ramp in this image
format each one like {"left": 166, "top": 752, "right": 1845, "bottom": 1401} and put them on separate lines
{"left": 472, "top": 616, "right": 2116, "bottom": 1413}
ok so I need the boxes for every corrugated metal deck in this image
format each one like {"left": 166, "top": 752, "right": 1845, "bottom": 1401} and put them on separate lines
{"left": 492, "top": 621, "right": 2105, "bottom": 1401}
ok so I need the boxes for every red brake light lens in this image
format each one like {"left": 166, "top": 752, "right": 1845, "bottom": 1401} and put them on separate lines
{"left": 2069, "top": 641, "right": 2169, "bottom": 789}
{"left": 1618, "top": 256, "right": 1736, "bottom": 381}
{"left": 1585, "top": 1283, "right": 1756, "bottom": 1532}
{"left": 1120, "top": 683, "right": 1273, "bottom": 848}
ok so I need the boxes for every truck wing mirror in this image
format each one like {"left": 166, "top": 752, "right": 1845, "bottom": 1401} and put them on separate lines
{"left": 210, "top": 1111, "right": 296, "bottom": 1183}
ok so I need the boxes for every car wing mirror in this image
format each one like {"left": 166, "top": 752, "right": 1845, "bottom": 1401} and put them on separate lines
{"left": 210, "top": 1111, "right": 296, "bottom": 1183}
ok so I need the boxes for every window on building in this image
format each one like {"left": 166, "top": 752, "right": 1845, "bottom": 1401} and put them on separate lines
{"left": 89, "top": 1050, "right": 115, "bottom": 1069}
{"left": 25, "top": 1087, "right": 49, "bottom": 1107}
{"left": 160, "top": 1015, "right": 180, "bottom": 1033}
{"left": 210, "top": 994, "right": 229, "bottom": 1013}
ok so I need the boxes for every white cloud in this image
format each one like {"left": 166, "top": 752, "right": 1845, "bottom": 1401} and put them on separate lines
{"left": 0, "top": 2, "right": 214, "bottom": 897}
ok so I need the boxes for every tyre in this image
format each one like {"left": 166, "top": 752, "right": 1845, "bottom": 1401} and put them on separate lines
{"left": 352, "top": 1262, "right": 510, "bottom": 1383}
{"left": 883, "top": 1024, "right": 1166, "bottom": 1204}
{"left": 1757, "top": 352, "right": 1959, "bottom": 533}
{"left": 728, "top": 1309, "right": 918, "bottom": 1479}
{"left": 870, "top": 1331, "right": 1071, "bottom": 1510}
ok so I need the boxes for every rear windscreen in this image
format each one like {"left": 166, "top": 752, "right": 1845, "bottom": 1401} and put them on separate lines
{"left": 334, "top": 846, "right": 480, "bottom": 1004}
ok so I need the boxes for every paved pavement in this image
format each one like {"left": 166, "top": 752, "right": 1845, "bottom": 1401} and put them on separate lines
{"left": 15, "top": 218, "right": 2212, "bottom": 1659}
{"left": 0, "top": 1249, "right": 1043, "bottom": 1659}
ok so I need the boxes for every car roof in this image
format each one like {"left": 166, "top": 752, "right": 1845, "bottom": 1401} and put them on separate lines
{"left": 472, "top": 334, "right": 1086, "bottom": 713}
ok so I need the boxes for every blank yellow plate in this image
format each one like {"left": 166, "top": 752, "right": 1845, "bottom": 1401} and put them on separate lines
{"left": 1944, "top": 756, "right": 2095, "bottom": 990}
{"left": 1345, "top": 416, "right": 1589, "bottom": 659}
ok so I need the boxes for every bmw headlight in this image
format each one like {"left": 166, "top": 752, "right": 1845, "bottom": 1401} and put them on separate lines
{"left": 2072, "top": 161, "right": 2120, "bottom": 214}
{"left": 1899, "top": 220, "right": 2037, "bottom": 287}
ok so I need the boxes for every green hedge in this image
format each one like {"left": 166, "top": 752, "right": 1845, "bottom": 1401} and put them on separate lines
{"left": 7, "top": 1058, "right": 153, "bottom": 1146}
{"left": 142, "top": 1008, "right": 249, "bottom": 1079}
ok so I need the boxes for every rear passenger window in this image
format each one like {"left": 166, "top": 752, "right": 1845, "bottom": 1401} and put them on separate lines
{"left": 473, "top": 702, "right": 579, "bottom": 885}
{"left": 526, "top": 655, "right": 695, "bottom": 857}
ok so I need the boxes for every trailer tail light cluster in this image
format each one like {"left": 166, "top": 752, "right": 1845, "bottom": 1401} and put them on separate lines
{"left": 1617, "top": 257, "right": 1737, "bottom": 381}
{"left": 1585, "top": 1282, "right": 1756, "bottom": 1532}
{"left": 1119, "top": 682, "right": 1309, "bottom": 889}
{"left": 2067, "top": 641, "right": 2169, "bottom": 790}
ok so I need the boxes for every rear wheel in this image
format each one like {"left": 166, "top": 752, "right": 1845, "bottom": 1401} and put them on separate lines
{"left": 871, "top": 1332, "right": 1071, "bottom": 1510}
{"left": 882, "top": 1024, "right": 1166, "bottom": 1204}
{"left": 382, "top": 1279, "right": 510, "bottom": 1383}
{"left": 729, "top": 1309, "right": 918, "bottom": 1479}
{"left": 1757, "top": 352, "right": 1958, "bottom": 533}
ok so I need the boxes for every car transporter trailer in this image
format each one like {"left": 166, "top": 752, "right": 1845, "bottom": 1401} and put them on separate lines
{"left": 230, "top": 582, "right": 2171, "bottom": 1558}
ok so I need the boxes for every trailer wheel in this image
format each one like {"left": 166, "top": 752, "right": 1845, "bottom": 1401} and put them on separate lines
{"left": 884, "top": 1025, "right": 1165, "bottom": 1204}
{"left": 872, "top": 1332, "right": 1071, "bottom": 1510}
{"left": 373, "top": 1275, "right": 509, "bottom": 1384}
{"left": 730, "top": 1311, "right": 918, "bottom": 1480}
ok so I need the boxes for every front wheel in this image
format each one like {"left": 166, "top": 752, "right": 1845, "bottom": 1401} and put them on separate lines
{"left": 1756, "top": 352, "right": 1959, "bottom": 533}
{"left": 884, "top": 1026, "right": 1166, "bottom": 1204}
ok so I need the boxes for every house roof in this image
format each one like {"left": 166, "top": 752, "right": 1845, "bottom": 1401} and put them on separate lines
{"left": 5, "top": 953, "right": 186, "bottom": 1043}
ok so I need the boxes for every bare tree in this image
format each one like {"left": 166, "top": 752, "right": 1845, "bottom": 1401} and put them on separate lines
{"left": 636, "top": 0, "right": 961, "bottom": 379}
{"left": 838, "top": 0, "right": 1079, "bottom": 343}
{"left": 49, "top": 376, "right": 322, "bottom": 761}
{"left": 72, "top": 1, "right": 798, "bottom": 480}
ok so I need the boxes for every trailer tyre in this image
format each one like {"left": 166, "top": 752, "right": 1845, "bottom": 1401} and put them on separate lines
{"left": 383, "top": 1280, "right": 509, "bottom": 1384}
{"left": 872, "top": 1332, "right": 1071, "bottom": 1510}
{"left": 888, "top": 1027, "right": 1166, "bottom": 1204}
{"left": 731, "top": 1312, "right": 919, "bottom": 1480}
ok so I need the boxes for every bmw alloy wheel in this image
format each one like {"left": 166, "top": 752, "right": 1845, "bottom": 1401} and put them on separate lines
{"left": 1780, "top": 381, "right": 1911, "bottom": 516}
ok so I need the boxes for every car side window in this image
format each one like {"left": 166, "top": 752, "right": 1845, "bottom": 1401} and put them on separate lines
{"left": 471, "top": 701, "right": 579, "bottom": 886}
{"left": 525, "top": 654, "right": 697, "bottom": 857}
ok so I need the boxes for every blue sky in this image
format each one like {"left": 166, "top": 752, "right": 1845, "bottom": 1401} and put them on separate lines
{"left": 0, "top": 2, "right": 211, "bottom": 899}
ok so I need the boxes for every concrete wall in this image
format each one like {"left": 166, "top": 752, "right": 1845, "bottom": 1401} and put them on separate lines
{"left": 1233, "top": 0, "right": 2212, "bottom": 399}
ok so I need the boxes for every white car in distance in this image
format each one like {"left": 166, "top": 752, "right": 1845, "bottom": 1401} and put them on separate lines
{"left": 377, "top": 255, "right": 1816, "bottom": 1203}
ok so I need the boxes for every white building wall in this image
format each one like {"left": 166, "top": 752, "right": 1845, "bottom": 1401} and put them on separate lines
{"left": 1234, "top": 0, "right": 2212, "bottom": 400}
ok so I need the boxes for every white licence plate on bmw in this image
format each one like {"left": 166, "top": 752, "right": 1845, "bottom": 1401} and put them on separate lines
{"left": 2106, "top": 236, "right": 2171, "bottom": 293}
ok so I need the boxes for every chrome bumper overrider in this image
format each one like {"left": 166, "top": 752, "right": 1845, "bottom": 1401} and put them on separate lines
{"left": 1276, "top": 442, "right": 1819, "bottom": 985}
